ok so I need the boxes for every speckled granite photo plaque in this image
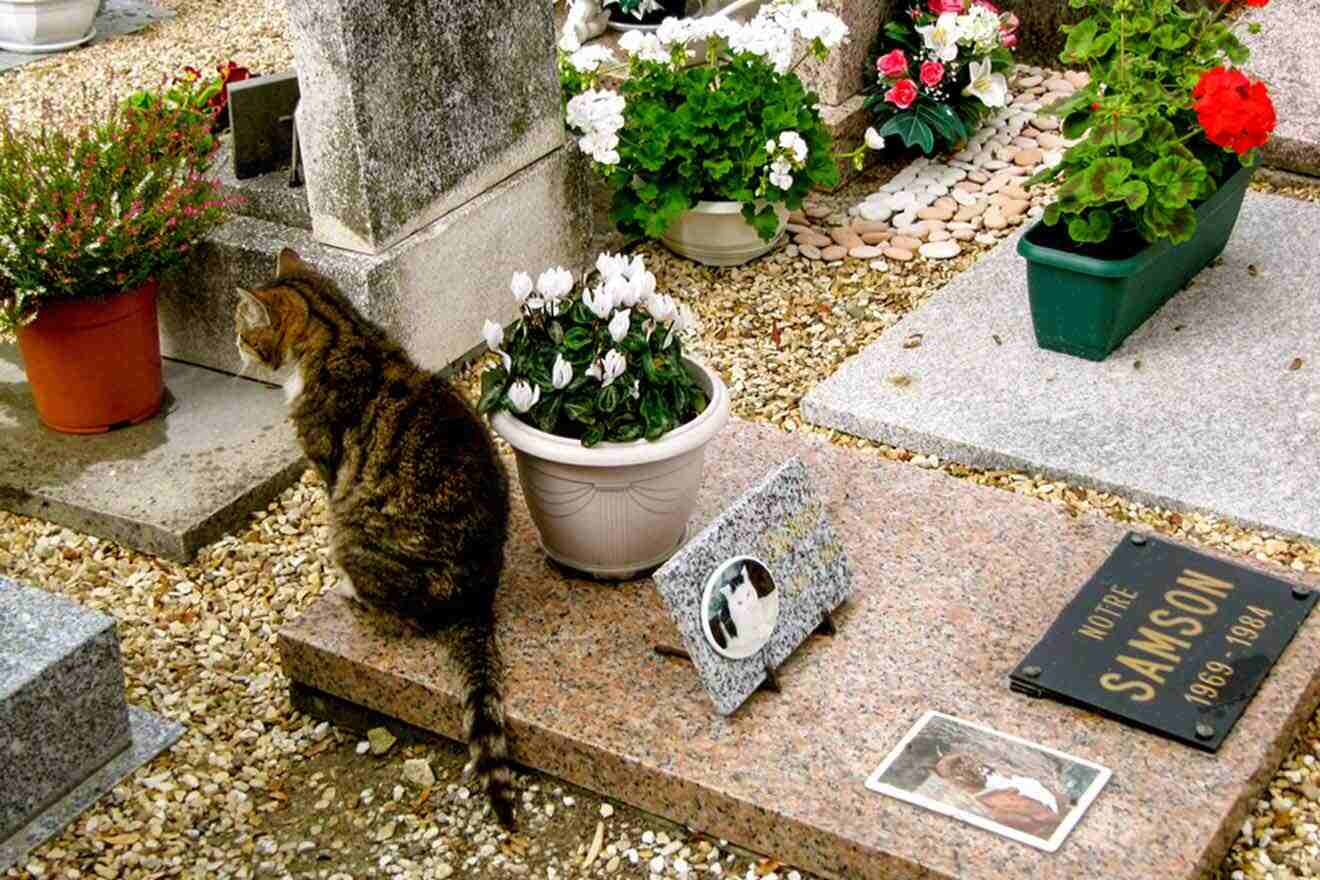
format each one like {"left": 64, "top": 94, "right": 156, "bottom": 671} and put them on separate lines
{"left": 653, "top": 457, "right": 853, "bottom": 715}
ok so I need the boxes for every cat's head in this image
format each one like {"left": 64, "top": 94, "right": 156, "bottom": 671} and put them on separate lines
{"left": 235, "top": 248, "right": 314, "bottom": 371}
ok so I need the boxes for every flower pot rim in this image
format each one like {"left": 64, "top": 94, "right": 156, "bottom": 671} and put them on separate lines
{"left": 686, "top": 199, "right": 785, "bottom": 215}
{"left": 490, "top": 356, "right": 730, "bottom": 469}
{"left": 1017, "top": 163, "right": 1256, "bottom": 279}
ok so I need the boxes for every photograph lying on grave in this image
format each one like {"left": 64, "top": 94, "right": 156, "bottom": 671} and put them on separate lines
{"left": 1011, "top": 534, "right": 1319, "bottom": 752}
{"left": 866, "top": 711, "right": 1112, "bottom": 854}
{"left": 653, "top": 457, "right": 852, "bottom": 715}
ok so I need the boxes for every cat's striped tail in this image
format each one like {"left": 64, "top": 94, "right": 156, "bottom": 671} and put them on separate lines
{"left": 450, "top": 615, "right": 516, "bottom": 829}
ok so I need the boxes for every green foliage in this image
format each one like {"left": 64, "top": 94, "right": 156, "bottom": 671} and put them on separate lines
{"left": 1030, "top": 0, "right": 1259, "bottom": 248}
{"left": 0, "top": 80, "right": 234, "bottom": 340}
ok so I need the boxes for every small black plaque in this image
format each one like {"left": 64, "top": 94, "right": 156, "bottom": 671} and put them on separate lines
{"left": 1011, "top": 533, "right": 1317, "bottom": 752}
{"left": 229, "top": 71, "right": 300, "bottom": 180}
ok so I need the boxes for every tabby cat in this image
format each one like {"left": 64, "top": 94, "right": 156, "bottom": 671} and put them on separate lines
{"left": 235, "top": 248, "right": 515, "bottom": 828}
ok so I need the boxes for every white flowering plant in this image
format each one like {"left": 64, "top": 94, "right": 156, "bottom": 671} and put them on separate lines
{"left": 865, "top": 0, "right": 1019, "bottom": 155}
{"left": 558, "top": 0, "right": 854, "bottom": 243}
{"left": 478, "top": 253, "right": 705, "bottom": 447}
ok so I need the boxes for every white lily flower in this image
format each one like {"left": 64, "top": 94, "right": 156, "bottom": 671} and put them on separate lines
{"left": 609, "top": 308, "right": 632, "bottom": 343}
{"left": 917, "top": 12, "right": 962, "bottom": 62}
{"left": 482, "top": 319, "right": 503, "bottom": 353}
{"left": 964, "top": 58, "right": 1008, "bottom": 109}
{"left": 865, "top": 127, "right": 885, "bottom": 150}
{"left": 510, "top": 271, "right": 534, "bottom": 305}
{"left": 601, "top": 349, "right": 627, "bottom": 387}
{"left": 583, "top": 284, "right": 615, "bottom": 319}
{"left": 508, "top": 380, "right": 541, "bottom": 414}
{"left": 552, "top": 354, "right": 574, "bottom": 390}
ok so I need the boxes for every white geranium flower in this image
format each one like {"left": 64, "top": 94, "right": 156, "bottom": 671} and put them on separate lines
{"left": 656, "top": 16, "right": 691, "bottom": 45}
{"left": 769, "top": 167, "right": 794, "bottom": 190}
{"left": 778, "top": 130, "right": 809, "bottom": 163}
{"left": 958, "top": 5, "right": 1001, "bottom": 49}
{"left": 601, "top": 349, "right": 627, "bottom": 387}
{"left": 619, "top": 30, "right": 670, "bottom": 64}
{"left": 865, "top": 127, "right": 885, "bottom": 150}
{"left": 552, "top": 354, "right": 574, "bottom": 390}
{"left": 964, "top": 58, "right": 1008, "bottom": 108}
{"left": 608, "top": 308, "right": 632, "bottom": 344}
{"left": 482, "top": 319, "right": 503, "bottom": 353}
{"left": 510, "top": 271, "right": 534, "bottom": 304}
{"left": 558, "top": 26, "right": 582, "bottom": 53}
{"left": 569, "top": 45, "right": 616, "bottom": 73}
{"left": 508, "top": 380, "right": 541, "bottom": 414}
{"left": 797, "top": 9, "right": 848, "bottom": 48}
{"left": 765, "top": 138, "right": 777, "bottom": 154}
{"left": 917, "top": 12, "right": 962, "bottom": 62}
{"left": 578, "top": 129, "right": 620, "bottom": 166}
{"left": 583, "top": 284, "right": 615, "bottom": 319}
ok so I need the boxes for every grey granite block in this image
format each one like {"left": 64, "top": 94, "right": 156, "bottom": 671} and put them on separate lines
{"left": 213, "top": 137, "right": 313, "bottom": 232}
{"left": 653, "top": 457, "right": 852, "bottom": 715}
{"left": 160, "top": 145, "right": 593, "bottom": 380}
{"left": 285, "top": 0, "right": 564, "bottom": 253}
{"left": 802, "top": 191, "right": 1320, "bottom": 542}
{"left": 1245, "top": 2, "right": 1320, "bottom": 176}
{"left": 0, "top": 581, "right": 129, "bottom": 842}
{"left": 0, "top": 352, "right": 304, "bottom": 561}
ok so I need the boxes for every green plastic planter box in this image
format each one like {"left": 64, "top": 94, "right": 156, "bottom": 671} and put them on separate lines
{"left": 1018, "top": 164, "right": 1255, "bottom": 361}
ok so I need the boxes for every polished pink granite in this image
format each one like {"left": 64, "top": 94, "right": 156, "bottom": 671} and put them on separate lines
{"left": 279, "top": 420, "right": 1320, "bottom": 880}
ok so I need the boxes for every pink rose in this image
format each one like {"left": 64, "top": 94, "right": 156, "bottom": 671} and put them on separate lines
{"left": 919, "top": 60, "right": 945, "bottom": 88}
{"left": 885, "top": 79, "right": 919, "bottom": 110}
{"left": 877, "top": 49, "right": 908, "bottom": 78}
{"left": 1002, "top": 31, "right": 1018, "bottom": 48}
{"left": 927, "top": 0, "right": 966, "bottom": 13}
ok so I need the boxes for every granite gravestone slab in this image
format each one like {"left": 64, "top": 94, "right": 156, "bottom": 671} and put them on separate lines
{"left": 228, "top": 72, "right": 300, "bottom": 180}
{"left": 653, "top": 457, "right": 853, "bottom": 715}
{"left": 1011, "top": 534, "right": 1318, "bottom": 752}
{"left": 284, "top": 0, "right": 565, "bottom": 254}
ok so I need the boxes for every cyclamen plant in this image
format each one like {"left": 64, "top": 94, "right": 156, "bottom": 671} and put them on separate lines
{"left": 1029, "top": 0, "right": 1276, "bottom": 249}
{"left": 866, "top": 0, "right": 1020, "bottom": 155}
{"left": 478, "top": 254, "right": 705, "bottom": 447}
{"left": 558, "top": 0, "right": 856, "bottom": 243}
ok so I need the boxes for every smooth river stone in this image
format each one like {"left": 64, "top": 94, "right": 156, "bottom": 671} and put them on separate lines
{"left": 883, "top": 247, "right": 915, "bottom": 262}
{"left": 919, "top": 240, "right": 962, "bottom": 259}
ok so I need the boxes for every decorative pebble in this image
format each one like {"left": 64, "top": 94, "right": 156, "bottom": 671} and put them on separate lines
{"left": 920, "top": 240, "right": 962, "bottom": 259}
{"left": 821, "top": 245, "right": 847, "bottom": 262}
{"left": 849, "top": 245, "right": 884, "bottom": 259}
{"left": 884, "top": 247, "right": 915, "bottom": 262}
{"left": 800, "top": 244, "right": 822, "bottom": 261}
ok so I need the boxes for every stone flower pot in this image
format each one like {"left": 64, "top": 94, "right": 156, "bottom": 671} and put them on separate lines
{"left": 491, "top": 358, "right": 730, "bottom": 579}
{"left": 0, "top": 0, "right": 98, "bottom": 53}
{"left": 661, "top": 200, "right": 788, "bottom": 267}
{"left": 1018, "top": 163, "right": 1255, "bottom": 362}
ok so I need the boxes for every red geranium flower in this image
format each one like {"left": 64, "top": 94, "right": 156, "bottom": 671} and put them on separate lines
{"left": 1193, "top": 66, "right": 1276, "bottom": 155}
{"left": 878, "top": 49, "right": 909, "bottom": 78}
{"left": 1218, "top": 0, "right": 1268, "bottom": 6}
{"left": 920, "top": 61, "right": 946, "bottom": 88}
{"left": 886, "top": 79, "right": 920, "bottom": 110}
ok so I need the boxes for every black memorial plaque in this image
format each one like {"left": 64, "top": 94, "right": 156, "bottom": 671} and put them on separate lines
{"left": 1011, "top": 533, "right": 1317, "bottom": 752}
{"left": 229, "top": 72, "right": 300, "bottom": 180}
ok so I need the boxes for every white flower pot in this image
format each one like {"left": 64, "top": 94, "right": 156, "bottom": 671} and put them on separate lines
{"left": 661, "top": 200, "right": 788, "bottom": 267}
{"left": 491, "top": 358, "right": 730, "bottom": 580}
{"left": 0, "top": 0, "right": 97, "bottom": 53}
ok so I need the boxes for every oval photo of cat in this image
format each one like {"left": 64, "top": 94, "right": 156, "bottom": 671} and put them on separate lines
{"left": 701, "top": 557, "right": 780, "bottom": 660}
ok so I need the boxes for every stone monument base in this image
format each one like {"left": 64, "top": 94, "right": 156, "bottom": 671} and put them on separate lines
{"left": 279, "top": 420, "right": 1320, "bottom": 880}
{"left": 160, "top": 141, "right": 592, "bottom": 383}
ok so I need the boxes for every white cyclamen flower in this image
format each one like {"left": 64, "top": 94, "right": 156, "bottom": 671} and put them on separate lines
{"left": 917, "top": 13, "right": 962, "bottom": 62}
{"left": 964, "top": 58, "right": 1009, "bottom": 109}
{"left": 624, "top": 254, "right": 647, "bottom": 280}
{"left": 778, "top": 130, "right": 808, "bottom": 163}
{"left": 624, "top": 270, "right": 656, "bottom": 307}
{"left": 647, "top": 292, "right": 678, "bottom": 324}
{"left": 601, "top": 350, "right": 627, "bottom": 387}
{"left": 865, "top": 127, "right": 885, "bottom": 150}
{"left": 583, "top": 284, "right": 616, "bottom": 319}
{"left": 510, "top": 271, "right": 534, "bottom": 304}
{"left": 552, "top": 354, "right": 574, "bottom": 390}
{"left": 609, "top": 308, "right": 632, "bottom": 344}
{"left": 596, "top": 252, "right": 629, "bottom": 280}
{"left": 603, "top": 275, "right": 632, "bottom": 312}
{"left": 536, "top": 266, "right": 574, "bottom": 302}
{"left": 508, "top": 380, "right": 541, "bottom": 414}
{"left": 482, "top": 319, "right": 503, "bottom": 353}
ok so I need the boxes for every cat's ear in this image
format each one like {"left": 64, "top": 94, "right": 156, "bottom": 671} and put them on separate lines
{"left": 236, "top": 287, "right": 271, "bottom": 328}
{"left": 275, "top": 247, "right": 304, "bottom": 279}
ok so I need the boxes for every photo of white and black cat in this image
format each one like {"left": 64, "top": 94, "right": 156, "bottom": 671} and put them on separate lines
{"left": 701, "top": 557, "right": 779, "bottom": 660}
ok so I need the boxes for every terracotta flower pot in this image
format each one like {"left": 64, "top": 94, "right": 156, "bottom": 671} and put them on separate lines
{"left": 16, "top": 281, "right": 164, "bottom": 434}
{"left": 490, "top": 357, "right": 730, "bottom": 579}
